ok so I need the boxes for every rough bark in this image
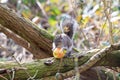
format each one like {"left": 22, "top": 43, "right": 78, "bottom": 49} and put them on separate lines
{"left": 59, "top": 43, "right": 120, "bottom": 79}
{"left": 0, "top": 48, "right": 120, "bottom": 80}
{"left": 0, "top": 5, "right": 53, "bottom": 59}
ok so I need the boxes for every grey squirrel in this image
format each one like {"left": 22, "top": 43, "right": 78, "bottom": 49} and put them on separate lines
{"left": 52, "top": 14, "right": 78, "bottom": 57}
{"left": 44, "top": 14, "right": 78, "bottom": 66}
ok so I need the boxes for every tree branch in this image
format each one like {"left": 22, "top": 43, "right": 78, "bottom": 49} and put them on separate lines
{"left": 58, "top": 43, "right": 120, "bottom": 79}
{"left": 0, "top": 5, "right": 54, "bottom": 59}
{"left": 0, "top": 42, "right": 120, "bottom": 79}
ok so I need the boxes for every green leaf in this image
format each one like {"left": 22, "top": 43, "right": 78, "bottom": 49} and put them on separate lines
{"left": 48, "top": 16, "right": 57, "bottom": 27}
{"left": 22, "top": 0, "right": 36, "bottom": 5}
{"left": 22, "top": 0, "right": 29, "bottom": 5}
{"left": 51, "top": 7, "right": 61, "bottom": 15}
{"left": 51, "top": 0, "right": 59, "bottom": 3}
{"left": 39, "top": 0, "right": 47, "bottom": 3}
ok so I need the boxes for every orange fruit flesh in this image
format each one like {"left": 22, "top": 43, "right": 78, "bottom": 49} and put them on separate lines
{"left": 53, "top": 48, "right": 65, "bottom": 58}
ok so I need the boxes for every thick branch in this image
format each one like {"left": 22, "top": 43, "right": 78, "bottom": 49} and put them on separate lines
{"left": 0, "top": 43, "right": 120, "bottom": 79}
{"left": 0, "top": 5, "right": 54, "bottom": 59}
{"left": 60, "top": 43, "right": 120, "bottom": 79}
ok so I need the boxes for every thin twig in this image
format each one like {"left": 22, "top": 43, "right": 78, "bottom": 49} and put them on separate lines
{"left": 97, "top": 19, "right": 107, "bottom": 47}
{"left": 6, "top": 70, "right": 12, "bottom": 80}
{"left": 11, "top": 68, "right": 15, "bottom": 80}
{"left": 36, "top": 0, "right": 48, "bottom": 19}
{"left": 0, "top": 75, "right": 8, "bottom": 80}
{"left": 0, "top": 42, "right": 32, "bottom": 79}
{"left": 12, "top": 56, "right": 32, "bottom": 78}
{"left": 102, "top": 1, "right": 116, "bottom": 80}
{"left": 96, "top": 68, "right": 102, "bottom": 80}
{"left": 74, "top": 56, "right": 80, "bottom": 80}
{"left": 27, "top": 70, "right": 38, "bottom": 80}
{"left": 68, "top": 0, "right": 73, "bottom": 11}
{"left": 32, "top": 70, "right": 39, "bottom": 79}
{"left": 102, "top": 0, "right": 114, "bottom": 44}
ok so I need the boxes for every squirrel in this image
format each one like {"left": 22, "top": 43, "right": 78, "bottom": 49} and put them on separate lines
{"left": 52, "top": 14, "right": 78, "bottom": 57}
{"left": 44, "top": 14, "right": 78, "bottom": 66}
